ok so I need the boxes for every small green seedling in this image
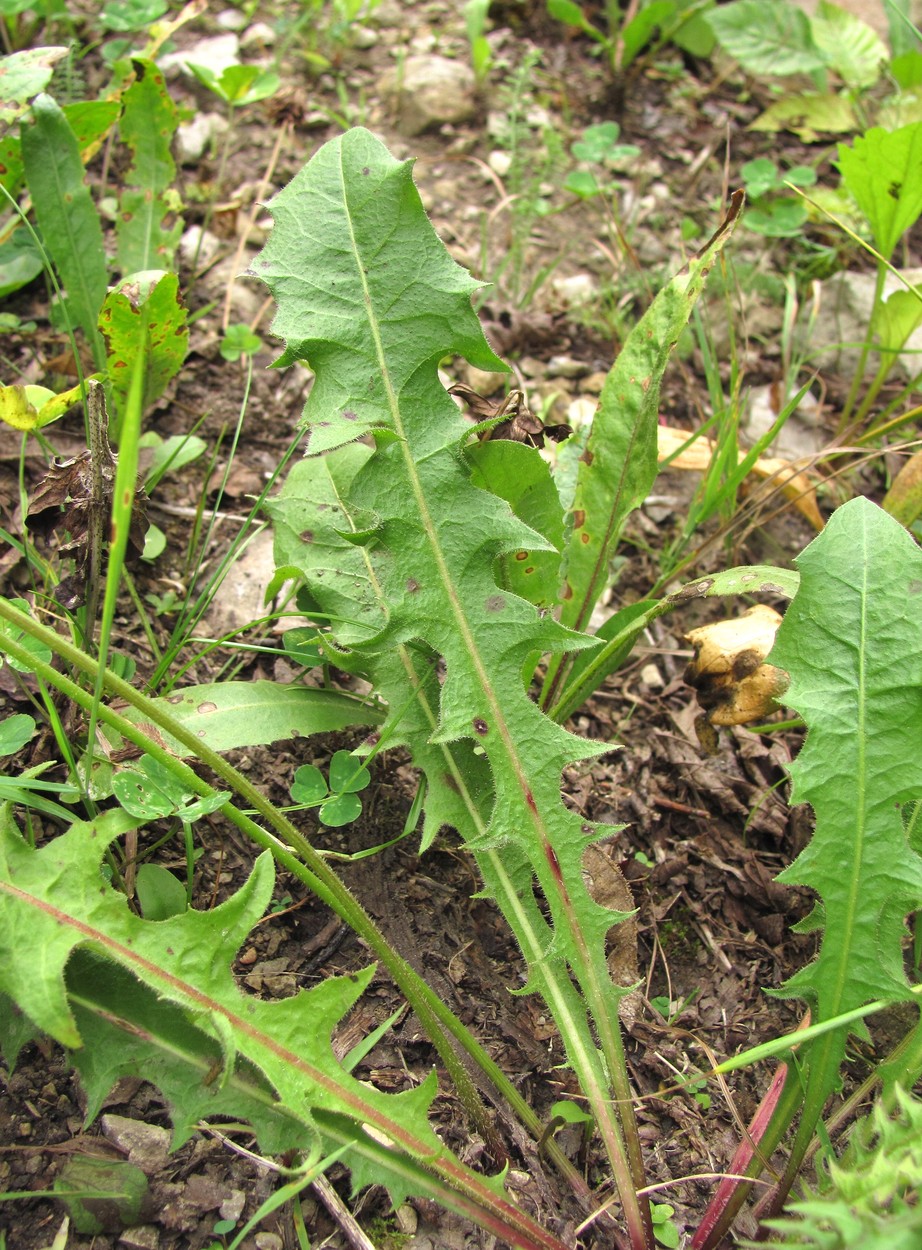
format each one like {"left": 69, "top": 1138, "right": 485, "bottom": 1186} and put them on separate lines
{"left": 220, "top": 323, "right": 265, "bottom": 362}
{"left": 290, "top": 750, "right": 371, "bottom": 827}
{"left": 564, "top": 122, "right": 641, "bottom": 200}
{"left": 113, "top": 753, "right": 230, "bottom": 822}
{"left": 740, "top": 157, "right": 816, "bottom": 236}
{"left": 650, "top": 1202, "right": 680, "bottom": 1249}
{"left": 188, "top": 62, "right": 280, "bottom": 108}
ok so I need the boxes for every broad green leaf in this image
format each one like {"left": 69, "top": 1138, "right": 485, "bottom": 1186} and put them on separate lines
{"left": 319, "top": 792, "right": 363, "bottom": 827}
{"left": 0, "top": 813, "right": 441, "bottom": 1158}
{"left": 0, "top": 713, "right": 34, "bottom": 755}
{"left": 255, "top": 130, "right": 648, "bottom": 1223}
{"left": 328, "top": 750, "right": 370, "bottom": 794}
{"left": 116, "top": 59, "right": 182, "bottom": 274}
{"left": 836, "top": 123, "right": 922, "bottom": 261}
{"left": 102, "top": 0, "right": 168, "bottom": 31}
{"left": 55, "top": 1154, "right": 147, "bottom": 1234}
{"left": 466, "top": 440, "right": 564, "bottom": 607}
{"left": 21, "top": 94, "right": 107, "bottom": 368}
{"left": 291, "top": 764, "right": 327, "bottom": 804}
{"left": 135, "top": 863, "right": 186, "bottom": 920}
{"left": 98, "top": 271, "right": 189, "bottom": 414}
{"left": 0, "top": 46, "right": 68, "bottom": 126}
{"left": 811, "top": 0, "right": 887, "bottom": 88}
{"left": 558, "top": 191, "right": 743, "bottom": 635}
{"left": 0, "top": 235, "right": 43, "bottom": 300}
{"left": 0, "top": 383, "right": 53, "bottom": 431}
{"left": 770, "top": 498, "right": 922, "bottom": 1128}
{"left": 752, "top": 92, "right": 856, "bottom": 141}
{"left": 707, "top": 0, "right": 825, "bottom": 77}
{"left": 132, "top": 680, "right": 384, "bottom": 755}
{"left": 670, "top": 564, "right": 800, "bottom": 602}
{"left": 0, "top": 598, "right": 53, "bottom": 672}
{"left": 875, "top": 285, "right": 922, "bottom": 354}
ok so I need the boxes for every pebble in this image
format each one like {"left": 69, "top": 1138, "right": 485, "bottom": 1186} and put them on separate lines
{"left": 102, "top": 1115, "right": 171, "bottom": 1174}
{"left": 551, "top": 273, "right": 599, "bottom": 305}
{"left": 546, "top": 354, "right": 591, "bottom": 379}
{"left": 240, "top": 22, "right": 277, "bottom": 49}
{"left": 175, "top": 113, "right": 228, "bottom": 165}
{"left": 118, "top": 1227, "right": 159, "bottom": 1250}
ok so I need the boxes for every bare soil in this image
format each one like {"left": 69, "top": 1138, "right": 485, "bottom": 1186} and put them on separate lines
{"left": 0, "top": 3, "right": 909, "bottom": 1249}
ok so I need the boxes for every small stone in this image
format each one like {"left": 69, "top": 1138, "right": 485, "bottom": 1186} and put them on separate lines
{"left": 160, "top": 32, "right": 240, "bottom": 77}
{"left": 215, "top": 7, "right": 247, "bottom": 30}
{"left": 566, "top": 397, "right": 597, "bottom": 430}
{"left": 583, "top": 371, "right": 609, "bottom": 394}
{"left": 640, "top": 663, "right": 664, "bottom": 689}
{"left": 551, "top": 273, "right": 599, "bottom": 305}
{"left": 462, "top": 366, "right": 507, "bottom": 397}
{"left": 254, "top": 1235, "right": 283, "bottom": 1250}
{"left": 102, "top": 1115, "right": 171, "bottom": 1174}
{"left": 379, "top": 55, "right": 476, "bottom": 136}
{"left": 175, "top": 112, "right": 228, "bottom": 165}
{"left": 240, "top": 22, "right": 276, "bottom": 49}
{"left": 488, "top": 149, "right": 512, "bottom": 177}
{"left": 395, "top": 1205, "right": 418, "bottom": 1235}
{"left": 119, "top": 1226, "right": 159, "bottom": 1250}
{"left": 220, "top": 1189, "right": 246, "bottom": 1222}
{"left": 546, "top": 354, "right": 590, "bottom": 379}
{"left": 179, "top": 225, "right": 222, "bottom": 270}
{"left": 351, "top": 24, "right": 378, "bottom": 48}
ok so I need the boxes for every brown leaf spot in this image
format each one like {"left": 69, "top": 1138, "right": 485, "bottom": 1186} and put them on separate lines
{"left": 473, "top": 718, "right": 488, "bottom": 736}
{"left": 485, "top": 594, "right": 505, "bottom": 612}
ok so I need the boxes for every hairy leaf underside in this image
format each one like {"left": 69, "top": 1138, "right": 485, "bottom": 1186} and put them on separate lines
{"left": 770, "top": 497, "right": 922, "bottom": 1122}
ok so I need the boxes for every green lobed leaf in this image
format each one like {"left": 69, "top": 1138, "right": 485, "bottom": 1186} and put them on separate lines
{"left": 98, "top": 271, "right": 189, "bottom": 414}
{"left": 255, "top": 130, "right": 644, "bottom": 1203}
{"left": 0, "top": 812, "right": 442, "bottom": 1152}
{"left": 253, "top": 130, "right": 508, "bottom": 455}
{"left": 836, "top": 123, "right": 922, "bottom": 261}
{"left": 21, "top": 93, "right": 107, "bottom": 367}
{"left": 769, "top": 498, "right": 922, "bottom": 1107}
{"left": 465, "top": 440, "right": 564, "bottom": 608}
{"left": 116, "top": 59, "right": 182, "bottom": 275}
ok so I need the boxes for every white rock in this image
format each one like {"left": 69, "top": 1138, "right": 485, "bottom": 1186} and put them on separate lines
{"left": 811, "top": 267, "right": 922, "bottom": 379}
{"left": 216, "top": 7, "right": 247, "bottom": 30}
{"left": 379, "top": 55, "right": 476, "bottom": 136}
{"left": 551, "top": 273, "right": 599, "bottom": 305}
{"left": 488, "top": 149, "right": 512, "bottom": 177}
{"left": 240, "top": 22, "right": 277, "bottom": 49}
{"left": 179, "top": 225, "right": 222, "bottom": 270}
{"left": 160, "top": 33, "right": 240, "bottom": 77}
{"left": 175, "top": 112, "right": 228, "bottom": 165}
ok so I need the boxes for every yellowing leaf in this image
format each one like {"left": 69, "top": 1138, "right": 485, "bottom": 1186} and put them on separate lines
{"left": 657, "top": 424, "right": 825, "bottom": 530}
{"left": 0, "top": 383, "right": 54, "bottom": 431}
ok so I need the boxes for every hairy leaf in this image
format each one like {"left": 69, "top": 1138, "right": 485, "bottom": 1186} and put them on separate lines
{"left": 836, "top": 123, "right": 922, "bottom": 261}
{"left": 770, "top": 498, "right": 922, "bottom": 1121}
{"left": 116, "top": 59, "right": 182, "bottom": 274}
{"left": 256, "top": 129, "right": 645, "bottom": 1216}
{"left": 98, "top": 271, "right": 188, "bottom": 414}
{"left": 0, "top": 812, "right": 440, "bottom": 1146}
{"left": 21, "top": 93, "right": 107, "bottom": 367}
